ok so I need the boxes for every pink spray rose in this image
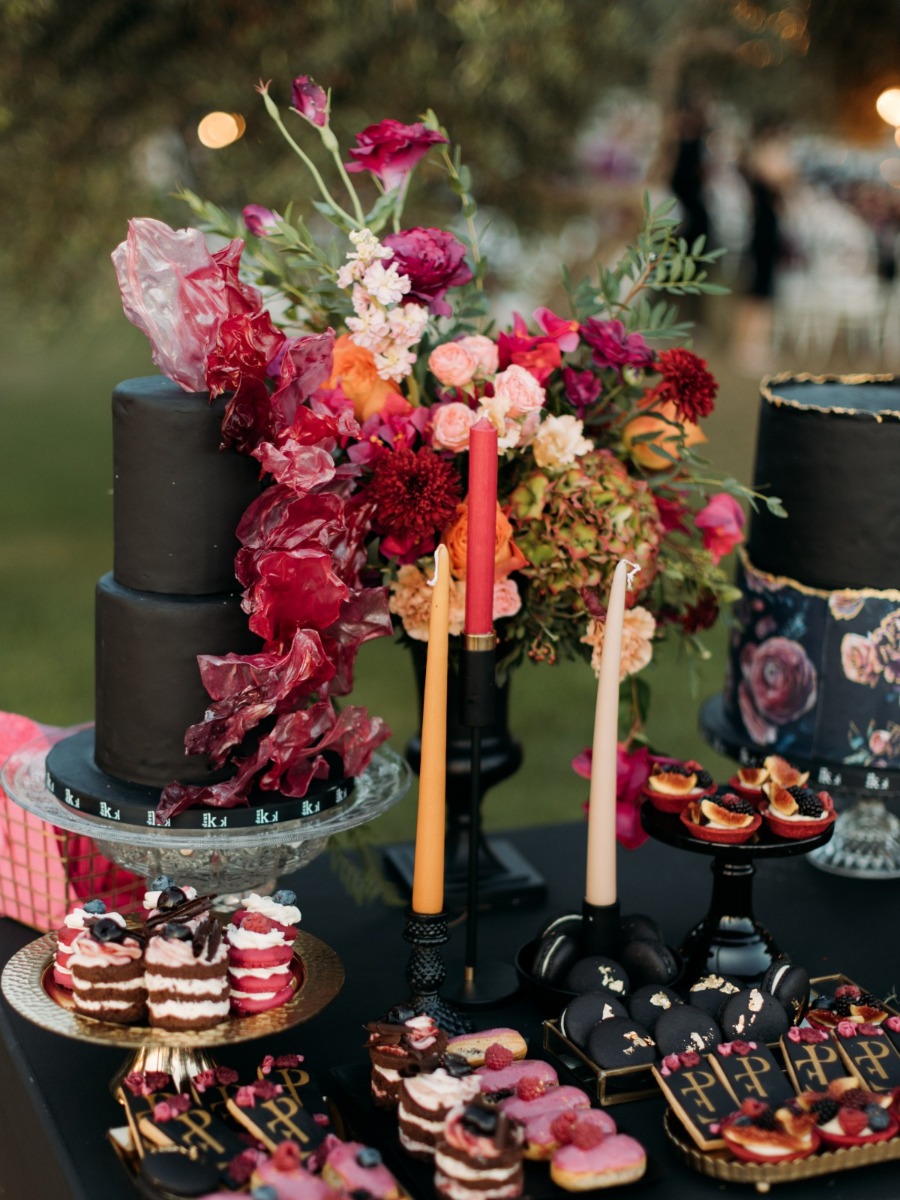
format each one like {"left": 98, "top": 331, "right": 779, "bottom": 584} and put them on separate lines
{"left": 493, "top": 364, "right": 546, "bottom": 417}
{"left": 431, "top": 401, "right": 477, "bottom": 452}
{"left": 456, "top": 335, "right": 499, "bottom": 378}
{"left": 345, "top": 121, "right": 448, "bottom": 191}
{"left": 383, "top": 227, "right": 473, "bottom": 317}
{"left": 428, "top": 343, "right": 478, "bottom": 388}
{"left": 740, "top": 637, "right": 818, "bottom": 729}
{"left": 695, "top": 494, "right": 745, "bottom": 564}
{"left": 290, "top": 75, "right": 328, "bottom": 127}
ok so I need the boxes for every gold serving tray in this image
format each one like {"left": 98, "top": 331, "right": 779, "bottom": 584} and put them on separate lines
{"left": 543, "top": 975, "right": 898, "bottom": 1108}
{"left": 1, "top": 928, "right": 344, "bottom": 1049}
{"left": 664, "top": 1109, "right": 900, "bottom": 1194}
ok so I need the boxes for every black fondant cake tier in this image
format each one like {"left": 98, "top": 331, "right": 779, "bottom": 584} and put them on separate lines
{"left": 112, "top": 377, "right": 262, "bottom": 595}
{"left": 94, "top": 572, "right": 261, "bottom": 786}
{"left": 748, "top": 374, "right": 900, "bottom": 591}
{"left": 46, "top": 728, "right": 352, "bottom": 829}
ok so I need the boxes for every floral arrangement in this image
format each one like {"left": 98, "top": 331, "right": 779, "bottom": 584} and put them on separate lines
{"left": 114, "top": 73, "right": 781, "bottom": 824}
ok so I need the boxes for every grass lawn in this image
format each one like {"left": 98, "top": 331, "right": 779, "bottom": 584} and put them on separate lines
{"left": 0, "top": 297, "right": 769, "bottom": 849}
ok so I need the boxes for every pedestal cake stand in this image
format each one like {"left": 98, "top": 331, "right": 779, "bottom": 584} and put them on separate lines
{"left": 640, "top": 801, "right": 834, "bottom": 985}
{"left": 1, "top": 726, "right": 412, "bottom": 896}
{"left": 1, "top": 928, "right": 343, "bottom": 1091}
{"left": 701, "top": 694, "right": 900, "bottom": 880}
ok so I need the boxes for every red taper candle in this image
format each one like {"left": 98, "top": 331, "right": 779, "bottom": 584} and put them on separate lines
{"left": 464, "top": 417, "right": 498, "bottom": 636}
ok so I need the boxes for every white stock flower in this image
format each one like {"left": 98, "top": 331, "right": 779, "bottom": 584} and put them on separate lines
{"left": 532, "top": 414, "right": 592, "bottom": 470}
{"left": 362, "top": 260, "right": 410, "bottom": 306}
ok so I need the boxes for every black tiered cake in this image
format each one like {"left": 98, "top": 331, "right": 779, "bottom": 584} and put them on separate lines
{"left": 702, "top": 373, "right": 900, "bottom": 790}
{"left": 45, "top": 376, "right": 352, "bottom": 828}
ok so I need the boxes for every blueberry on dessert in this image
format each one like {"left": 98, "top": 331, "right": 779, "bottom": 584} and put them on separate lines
{"left": 680, "top": 791, "right": 761, "bottom": 844}
{"left": 762, "top": 782, "right": 835, "bottom": 839}
{"left": 54, "top": 899, "right": 126, "bottom": 990}
{"left": 721, "top": 1098, "right": 819, "bottom": 1163}
{"left": 642, "top": 760, "right": 715, "bottom": 813}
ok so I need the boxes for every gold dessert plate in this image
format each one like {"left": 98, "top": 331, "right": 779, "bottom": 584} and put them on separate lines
{"left": 1, "top": 928, "right": 344, "bottom": 1050}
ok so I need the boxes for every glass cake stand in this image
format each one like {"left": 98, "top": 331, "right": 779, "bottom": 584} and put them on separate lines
{"left": 1, "top": 727, "right": 411, "bottom": 896}
{"left": 1, "top": 927, "right": 344, "bottom": 1091}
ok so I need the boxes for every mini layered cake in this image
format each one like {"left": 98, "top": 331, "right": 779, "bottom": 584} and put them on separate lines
{"left": 398, "top": 1065, "right": 481, "bottom": 1160}
{"left": 364, "top": 1006, "right": 447, "bottom": 1109}
{"left": 435, "top": 1102, "right": 524, "bottom": 1200}
{"left": 642, "top": 761, "right": 715, "bottom": 813}
{"left": 143, "top": 876, "right": 198, "bottom": 920}
{"left": 761, "top": 782, "right": 836, "bottom": 839}
{"left": 69, "top": 917, "right": 147, "bottom": 1024}
{"left": 721, "top": 1098, "right": 819, "bottom": 1163}
{"left": 145, "top": 915, "right": 229, "bottom": 1031}
{"left": 728, "top": 755, "right": 808, "bottom": 806}
{"left": 680, "top": 792, "right": 761, "bottom": 844}
{"left": 225, "top": 907, "right": 296, "bottom": 1017}
{"left": 54, "top": 899, "right": 125, "bottom": 989}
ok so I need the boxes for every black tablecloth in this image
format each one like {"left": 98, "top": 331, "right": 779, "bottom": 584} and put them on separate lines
{"left": 1, "top": 821, "right": 898, "bottom": 1200}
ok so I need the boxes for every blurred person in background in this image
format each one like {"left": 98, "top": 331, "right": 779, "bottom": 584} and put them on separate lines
{"left": 732, "top": 115, "right": 797, "bottom": 375}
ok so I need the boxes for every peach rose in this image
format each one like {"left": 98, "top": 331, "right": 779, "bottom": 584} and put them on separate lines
{"left": 492, "top": 578, "right": 522, "bottom": 621}
{"left": 457, "top": 334, "right": 499, "bottom": 378}
{"left": 444, "top": 500, "right": 528, "bottom": 581}
{"left": 623, "top": 400, "right": 707, "bottom": 471}
{"left": 493, "top": 364, "right": 546, "bottom": 417}
{"left": 428, "top": 342, "right": 478, "bottom": 388}
{"left": 431, "top": 401, "right": 477, "bottom": 452}
{"left": 532, "top": 414, "right": 592, "bottom": 469}
{"left": 581, "top": 606, "right": 656, "bottom": 679}
{"left": 841, "top": 632, "right": 882, "bottom": 688}
{"left": 326, "top": 333, "right": 402, "bottom": 422}
{"left": 388, "top": 564, "right": 432, "bottom": 640}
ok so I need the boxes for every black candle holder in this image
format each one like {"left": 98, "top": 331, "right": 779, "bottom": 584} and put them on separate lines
{"left": 582, "top": 897, "right": 622, "bottom": 958}
{"left": 402, "top": 908, "right": 472, "bottom": 1035}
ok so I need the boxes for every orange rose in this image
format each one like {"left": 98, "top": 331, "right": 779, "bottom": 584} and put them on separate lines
{"left": 444, "top": 501, "right": 528, "bottom": 580}
{"left": 326, "top": 333, "right": 402, "bottom": 422}
{"left": 623, "top": 399, "right": 707, "bottom": 471}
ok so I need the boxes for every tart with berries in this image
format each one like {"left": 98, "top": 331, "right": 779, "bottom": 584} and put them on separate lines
{"left": 720, "top": 1098, "right": 819, "bottom": 1164}
{"left": 805, "top": 983, "right": 889, "bottom": 1030}
{"left": 679, "top": 792, "right": 761, "bottom": 844}
{"left": 796, "top": 1078, "right": 897, "bottom": 1147}
{"left": 642, "top": 761, "right": 716, "bottom": 813}
{"left": 727, "top": 755, "right": 809, "bottom": 807}
{"left": 761, "top": 782, "right": 835, "bottom": 839}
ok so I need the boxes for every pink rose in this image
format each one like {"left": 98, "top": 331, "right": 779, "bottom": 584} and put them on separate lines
{"left": 841, "top": 633, "right": 882, "bottom": 687}
{"left": 290, "top": 75, "right": 328, "bottom": 127}
{"left": 431, "top": 401, "right": 477, "bottom": 452}
{"left": 869, "top": 728, "right": 892, "bottom": 756}
{"left": 457, "top": 335, "right": 499, "bottom": 378}
{"left": 346, "top": 121, "right": 448, "bottom": 191}
{"left": 742, "top": 637, "right": 818, "bottom": 727}
{"left": 428, "top": 343, "right": 478, "bottom": 388}
{"left": 695, "top": 494, "right": 745, "bottom": 564}
{"left": 492, "top": 578, "right": 522, "bottom": 621}
{"left": 493, "top": 364, "right": 546, "bottom": 417}
{"left": 383, "top": 227, "right": 472, "bottom": 317}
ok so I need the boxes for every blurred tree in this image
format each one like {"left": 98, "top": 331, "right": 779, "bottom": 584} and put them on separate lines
{"left": 0, "top": 0, "right": 895, "bottom": 318}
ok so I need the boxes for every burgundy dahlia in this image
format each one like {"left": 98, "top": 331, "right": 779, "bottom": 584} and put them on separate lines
{"left": 367, "top": 445, "right": 462, "bottom": 561}
{"left": 383, "top": 227, "right": 473, "bottom": 317}
{"left": 652, "top": 347, "right": 718, "bottom": 422}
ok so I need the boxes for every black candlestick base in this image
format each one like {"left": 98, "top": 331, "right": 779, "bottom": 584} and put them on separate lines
{"left": 444, "top": 959, "right": 520, "bottom": 1009}
{"left": 402, "top": 909, "right": 472, "bottom": 1035}
{"left": 582, "top": 898, "right": 621, "bottom": 958}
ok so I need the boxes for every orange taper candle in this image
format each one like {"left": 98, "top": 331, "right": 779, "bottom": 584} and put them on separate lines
{"left": 412, "top": 544, "right": 451, "bottom": 914}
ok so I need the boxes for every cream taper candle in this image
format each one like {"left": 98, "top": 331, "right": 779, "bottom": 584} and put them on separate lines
{"left": 585, "top": 559, "right": 639, "bottom": 906}
{"left": 411, "top": 544, "right": 450, "bottom": 914}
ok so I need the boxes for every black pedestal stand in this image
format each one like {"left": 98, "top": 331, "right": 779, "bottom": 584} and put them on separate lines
{"left": 640, "top": 801, "right": 835, "bottom": 985}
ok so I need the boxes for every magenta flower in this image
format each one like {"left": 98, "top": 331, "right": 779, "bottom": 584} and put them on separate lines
{"left": 573, "top": 742, "right": 650, "bottom": 850}
{"left": 562, "top": 366, "right": 602, "bottom": 414}
{"left": 242, "top": 205, "right": 280, "bottom": 237}
{"left": 534, "top": 307, "right": 580, "bottom": 352}
{"left": 383, "top": 227, "right": 472, "bottom": 316}
{"left": 695, "top": 494, "right": 745, "bottom": 564}
{"left": 290, "top": 75, "right": 328, "bottom": 127}
{"left": 580, "top": 317, "right": 655, "bottom": 374}
{"left": 739, "top": 637, "right": 818, "bottom": 738}
{"left": 345, "top": 119, "right": 448, "bottom": 191}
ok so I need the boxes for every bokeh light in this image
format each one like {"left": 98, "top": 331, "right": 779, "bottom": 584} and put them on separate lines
{"left": 197, "top": 111, "right": 246, "bottom": 149}
{"left": 875, "top": 88, "right": 900, "bottom": 127}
